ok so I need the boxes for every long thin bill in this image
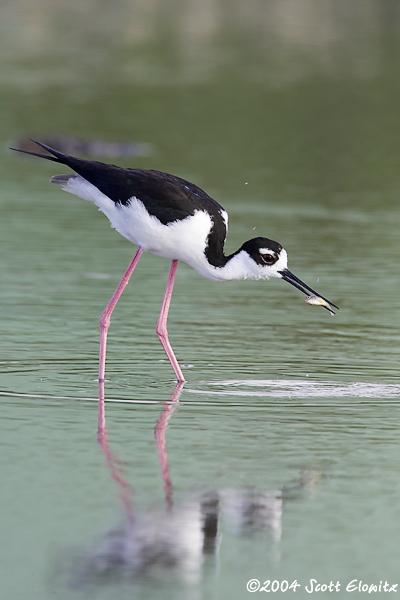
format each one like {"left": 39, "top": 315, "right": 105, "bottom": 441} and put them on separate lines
{"left": 280, "top": 268, "right": 339, "bottom": 310}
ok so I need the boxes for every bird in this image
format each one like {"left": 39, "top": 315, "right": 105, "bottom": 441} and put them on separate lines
{"left": 12, "top": 140, "right": 338, "bottom": 383}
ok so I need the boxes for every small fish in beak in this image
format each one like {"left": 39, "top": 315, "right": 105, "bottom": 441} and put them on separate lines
{"left": 279, "top": 268, "right": 339, "bottom": 315}
{"left": 305, "top": 294, "right": 336, "bottom": 316}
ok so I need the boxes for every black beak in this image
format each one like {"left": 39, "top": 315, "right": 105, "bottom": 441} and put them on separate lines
{"left": 279, "top": 268, "right": 339, "bottom": 312}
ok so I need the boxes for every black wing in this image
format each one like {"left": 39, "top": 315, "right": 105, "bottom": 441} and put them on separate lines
{"left": 12, "top": 140, "right": 224, "bottom": 221}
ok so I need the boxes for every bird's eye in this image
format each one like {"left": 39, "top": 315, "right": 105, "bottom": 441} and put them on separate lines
{"left": 261, "top": 253, "right": 276, "bottom": 265}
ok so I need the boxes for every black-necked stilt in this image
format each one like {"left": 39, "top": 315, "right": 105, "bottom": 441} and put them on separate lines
{"left": 12, "top": 140, "right": 338, "bottom": 383}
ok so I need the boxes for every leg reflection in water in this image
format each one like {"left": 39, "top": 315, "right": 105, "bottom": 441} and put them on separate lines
{"left": 97, "top": 380, "right": 184, "bottom": 511}
{"left": 153, "top": 382, "right": 184, "bottom": 510}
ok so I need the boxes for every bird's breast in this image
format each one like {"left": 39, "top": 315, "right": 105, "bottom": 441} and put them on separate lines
{"left": 111, "top": 199, "right": 214, "bottom": 260}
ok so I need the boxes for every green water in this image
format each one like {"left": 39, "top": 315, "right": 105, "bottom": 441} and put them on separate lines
{"left": 1, "top": 2, "right": 400, "bottom": 598}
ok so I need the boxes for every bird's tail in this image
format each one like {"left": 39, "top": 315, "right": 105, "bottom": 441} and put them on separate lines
{"left": 10, "top": 139, "right": 65, "bottom": 163}
{"left": 11, "top": 139, "right": 127, "bottom": 200}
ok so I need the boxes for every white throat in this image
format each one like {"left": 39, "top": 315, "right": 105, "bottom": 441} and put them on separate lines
{"left": 190, "top": 248, "right": 288, "bottom": 282}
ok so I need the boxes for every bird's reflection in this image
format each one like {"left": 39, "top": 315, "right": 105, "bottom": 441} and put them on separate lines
{"left": 68, "top": 382, "right": 218, "bottom": 587}
{"left": 67, "top": 382, "right": 310, "bottom": 588}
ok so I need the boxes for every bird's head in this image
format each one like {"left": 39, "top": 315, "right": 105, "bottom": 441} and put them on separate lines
{"left": 238, "top": 237, "right": 338, "bottom": 312}
{"left": 239, "top": 237, "right": 288, "bottom": 279}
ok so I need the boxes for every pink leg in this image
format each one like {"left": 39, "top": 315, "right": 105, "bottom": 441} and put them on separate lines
{"left": 156, "top": 260, "right": 185, "bottom": 383}
{"left": 99, "top": 247, "right": 143, "bottom": 382}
